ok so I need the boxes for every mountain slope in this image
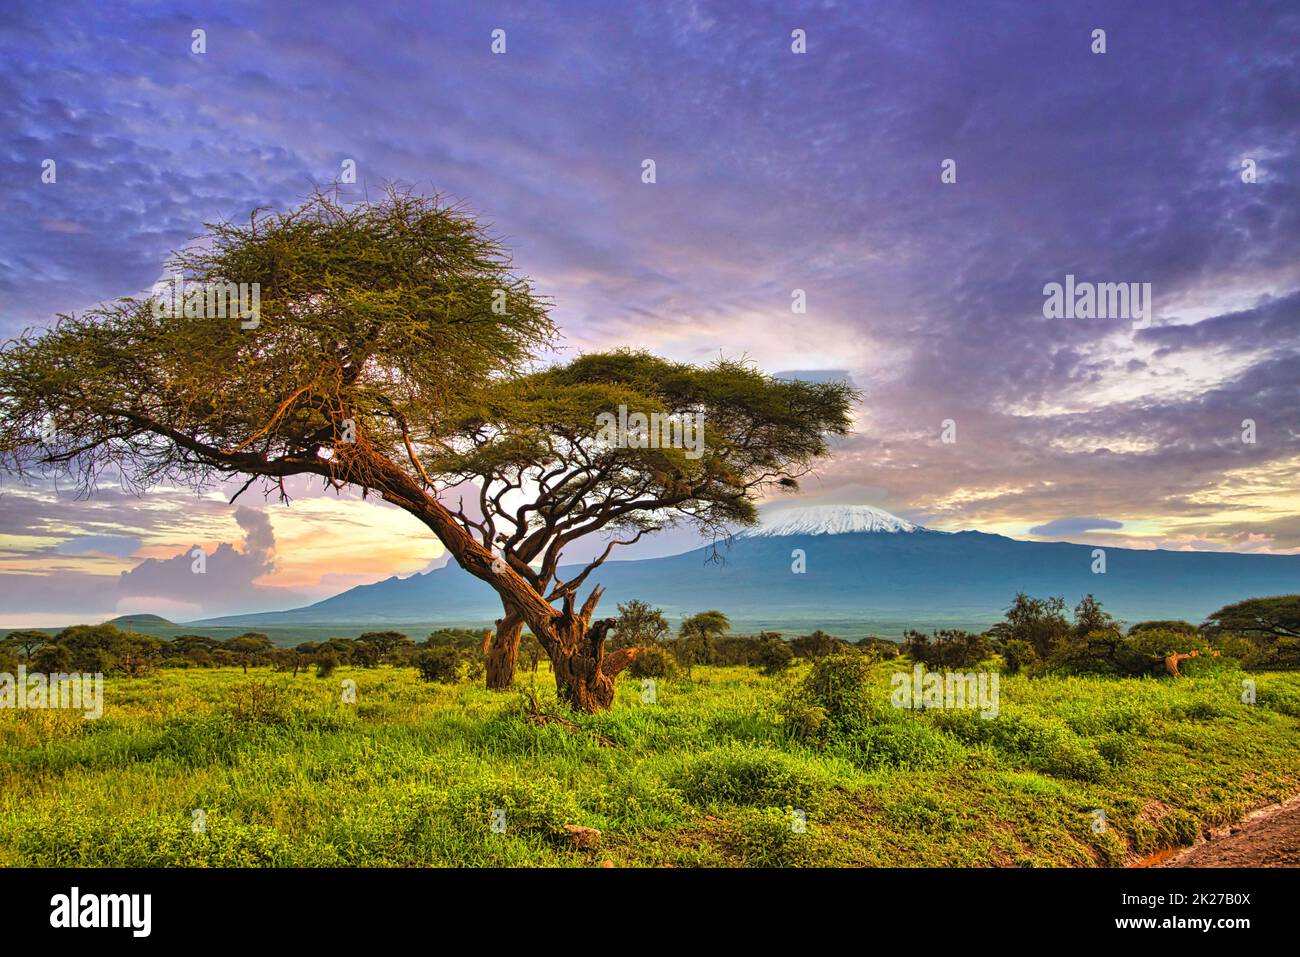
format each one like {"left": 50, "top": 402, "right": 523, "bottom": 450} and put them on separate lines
{"left": 191, "top": 506, "right": 1300, "bottom": 634}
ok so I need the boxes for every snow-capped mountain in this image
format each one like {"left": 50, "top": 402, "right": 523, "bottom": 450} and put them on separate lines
{"left": 743, "top": 504, "right": 924, "bottom": 537}
{"left": 193, "top": 501, "right": 1300, "bottom": 635}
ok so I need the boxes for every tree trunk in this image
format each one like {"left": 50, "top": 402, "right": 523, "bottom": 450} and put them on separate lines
{"left": 533, "top": 589, "right": 640, "bottom": 713}
{"left": 485, "top": 609, "right": 524, "bottom": 690}
{"left": 369, "top": 473, "right": 637, "bottom": 711}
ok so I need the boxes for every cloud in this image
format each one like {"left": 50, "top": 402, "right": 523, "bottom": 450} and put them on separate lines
{"left": 0, "top": 505, "right": 304, "bottom": 624}
{"left": 1, "top": 0, "right": 1299, "bottom": 628}
{"left": 1029, "top": 517, "right": 1125, "bottom": 537}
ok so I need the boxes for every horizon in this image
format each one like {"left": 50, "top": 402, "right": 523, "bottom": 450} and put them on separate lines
{"left": 2, "top": 0, "right": 1298, "bottom": 625}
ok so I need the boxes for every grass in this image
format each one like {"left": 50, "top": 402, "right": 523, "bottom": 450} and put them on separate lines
{"left": 1, "top": 661, "right": 1297, "bottom": 867}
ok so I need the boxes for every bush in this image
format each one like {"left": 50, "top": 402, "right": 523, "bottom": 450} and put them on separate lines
{"left": 443, "top": 776, "right": 580, "bottom": 840}
{"left": 800, "top": 654, "right": 876, "bottom": 730}
{"left": 315, "top": 652, "right": 338, "bottom": 679}
{"left": 842, "top": 721, "right": 962, "bottom": 771}
{"left": 1044, "top": 629, "right": 1125, "bottom": 676}
{"left": 903, "top": 629, "right": 991, "bottom": 669}
{"left": 674, "top": 744, "right": 828, "bottom": 810}
{"left": 999, "top": 639, "right": 1037, "bottom": 675}
{"left": 1114, "top": 630, "right": 1211, "bottom": 676}
{"left": 629, "top": 644, "right": 676, "bottom": 679}
{"left": 415, "top": 646, "right": 463, "bottom": 684}
{"left": 790, "top": 630, "right": 846, "bottom": 660}
{"left": 755, "top": 636, "right": 794, "bottom": 676}
{"left": 731, "top": 806, "right": 818, "bottom": 867}
{"left": 1129, "top": 620, "right": 1199, "bottom": 636}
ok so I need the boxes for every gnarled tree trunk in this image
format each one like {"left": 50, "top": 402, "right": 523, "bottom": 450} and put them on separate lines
{"left": 372, "top": 473, "right": 636, "bottom": 711}
{"left": 485, "top": 608, "right": 524, "bottom": 690}
{"left": 534, "top": 588, "right": 640, "bottom": 712}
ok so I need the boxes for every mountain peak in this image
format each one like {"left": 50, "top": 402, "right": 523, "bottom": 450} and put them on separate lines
{"left": 742, "top": 504, "right": 924, "bottom": 537}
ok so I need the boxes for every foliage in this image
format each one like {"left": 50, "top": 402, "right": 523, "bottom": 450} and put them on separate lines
{"left": 628, "top": 644, "right": 676, "bottom": 679}
{"left": 988, "top": 592, "right": 1071, "bottom": 657}
{"left": 902, "top": 629, "right": 991, "bottom": 669}
{"left": 2, "top": 663, "right": 1299, "bottom": 867}
{"left": 415, "top": 646, "right": 466, "bottom": 684}
{"left": 609, "top": 600, "right": 670, "bottom": 651}
{"left": 790, "top": 629, "right": 849, "bottom": 660}
{"left": 754, "top": 635, "right": 795, "bottom": 675}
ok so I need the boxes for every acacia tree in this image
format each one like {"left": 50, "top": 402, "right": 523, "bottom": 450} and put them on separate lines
{"left": 0, "top": 190, "right": 854, "bottom": 712}
{"left": 427, "top": 353, "right": 856, "bottom": 692}
{"left": 608, "top": 600, "right": 670, "bottom": 651}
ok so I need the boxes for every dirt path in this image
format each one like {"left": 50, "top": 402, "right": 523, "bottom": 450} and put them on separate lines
{"left": 1156, "top": 794, "right": 1300, "bottom": 868}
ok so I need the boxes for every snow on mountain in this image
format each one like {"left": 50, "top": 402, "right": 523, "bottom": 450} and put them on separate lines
{"left": 742, "top": 504, "right": 925, "bottom": 537}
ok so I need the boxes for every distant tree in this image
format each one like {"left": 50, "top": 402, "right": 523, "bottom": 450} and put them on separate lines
{"left": 32, "top": 643, "right": 72, "bottom": 672}
{"left": 1203, "top": 596, "right": 1300, "bottom": 670}
{"left": 674, "top": 610, "right": 731, "bottom": 678}
{"left": 315, "top": 650, "right": 339, "bottom": 679}
{"left": 1128, "top": 620, "right": 1199, "bottom": 636}
{"left": 609, "top": 600, "right": 670, "bottom": 650}
{"left": 989, "top": 593, "right": 1071, "bottom": 658}
{"left": 319, "top": 638, "right": 358, "bottom": 664}
{"left": 903, "top": 629, "right": 990, "bottom": 669}
{"left": 790, "top": 629, "right": 844, "bottom": 660}
{"left": 415, "top": 646, "right": 463, "bottom": 684}
{"left": 40, "top": 623, "right": 161, "bottom": 674}
{"left": 357, "top": 631, "right": 413, "bottom": 666}
{"left": 223, "top": 633, "right": 274, "bottom": 674}
{"left": 755, "top": 634, "right": 794, "bottom": 675}
{"left": 998, "top": 639, "right": 1037, "bottom": 675}
{"left": 1072, "top": 594, "right": 1118, "bottom": 639}
{"left": 854, "top": 635, "right": 900, "bottom": 660}
{"left": 1204, "top": 596, "right": 1300, "bottom": 639}
{"left": 2, "top": 629, "right": 50, "bottom": 660}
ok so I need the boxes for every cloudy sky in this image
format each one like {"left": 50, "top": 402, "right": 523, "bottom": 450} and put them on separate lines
{"left": 2, "top": 0, "right": 1298, "bottom": 624}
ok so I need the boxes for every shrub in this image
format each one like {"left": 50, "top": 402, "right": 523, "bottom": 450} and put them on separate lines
{"left": 674, "top": 744, "right": 828, "bottom": 810}
{"left": 1256, "top": 685, "right": 1300, "bottom": 716}
{"left": 731, "top": 806, "right": 817, "bottom": 867}
{"left": 903, "top": 629, "right": 991, "bottom": 669}
{"left": 790, "top": 630, "right": 846, "bottom": 660}
{"left": 777, "top": 693, "right": 828, "bottom": 743}
{"left": 842, "top": 721, "right": 962, "bottom": 771}
{"left": 799, "top": 654, "right": 876, "bottom": 731}
{"left": 315, "top": 652, "right": 338, "bottom": 679}
{"left": 755, "top": 636, "right": 794, "bottom": 676}
{"left": 854, "top": 636, "right": 900, "bottom": 659}
{"left": 443, "top": 776, "right": 580, "bottom": 840}
{"left": 1129, "top": 620, "right": 1199, "bottom": 636}
{"left": 998, "top": 639, "right": 1037, "bottom": 675}
{"left": 1044, "top": 629, "right": 1125, "bottom": 675}
{"left": 1114, "top": 630, "right": 1210, "bottom": 676}
{"left": 629, "top": 644, "right": 676, "bottom": 679}
{"left": 415, "top": 646, "right": 463, "bottom": 684}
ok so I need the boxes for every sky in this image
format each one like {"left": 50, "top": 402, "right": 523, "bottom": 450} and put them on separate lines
{"left": 1, "top": 0, "right": 1298, "bottom": 624}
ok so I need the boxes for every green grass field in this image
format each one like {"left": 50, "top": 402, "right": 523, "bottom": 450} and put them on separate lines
{"left": 2, "top": 662, "right": 1298, "bottom": 867}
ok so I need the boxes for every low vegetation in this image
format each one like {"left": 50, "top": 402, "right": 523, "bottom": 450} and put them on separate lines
{"left": 3, "top": 593, "right": 1296, "bottom": 867}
